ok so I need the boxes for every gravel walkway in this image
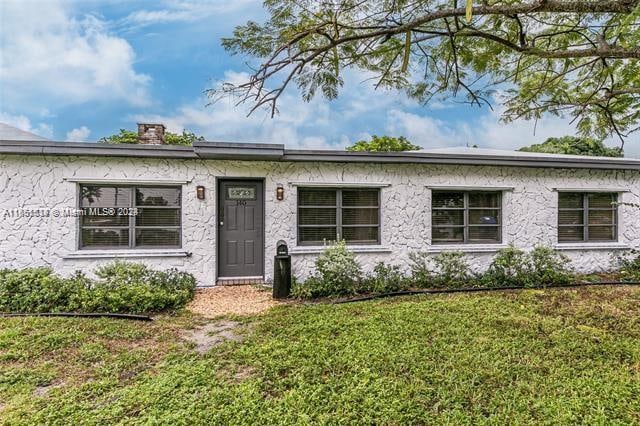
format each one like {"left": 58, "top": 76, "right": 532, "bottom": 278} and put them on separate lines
{"left": 187, "top": 285, "right": 280, "bottom": 317}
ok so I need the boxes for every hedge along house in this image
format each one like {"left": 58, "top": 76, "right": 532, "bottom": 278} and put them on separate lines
{"left": 1, "top": 123, "right": 639, "bottom": 287}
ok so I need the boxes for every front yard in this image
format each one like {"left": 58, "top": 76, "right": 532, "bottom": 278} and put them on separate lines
{"left": 1, "top": 286, "right": 640, "bottom": 424}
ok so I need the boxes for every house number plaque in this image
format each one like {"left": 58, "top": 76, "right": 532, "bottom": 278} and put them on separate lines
{"left": 227, "top": 187, "right": 256, "bottom": 200}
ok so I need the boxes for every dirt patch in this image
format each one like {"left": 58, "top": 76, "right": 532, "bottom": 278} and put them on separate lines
{"left": 187, "top": 285, "right": 280, "bottom": 317}
{"left": 183, "top": 320, "right": 245, "bottom": 354}
{"left": 33, "top": 381, "right": 65, "bottom": 397}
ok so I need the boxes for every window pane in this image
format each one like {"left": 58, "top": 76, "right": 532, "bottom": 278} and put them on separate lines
{"left": 299, "top": 227, "right": 337, "bottom": 243}
{"left": 81, "top": 228, "right": 129, "bottom": 247}
{"left": 342, "top": 208, "right": 378, "bottom": 225}
{"left": 433, "top": 192, "right": 463, "bottom": 209}
{"left": 299, "top": 189, "right": 336, "bottom": 206}
{"left": 588, "top": 193, "right": 617, "bottom": 208}
{"left": 432, "top": 227, "right": 464, "bottom": 243}
{"left": 468, "top": 226, "right": 500, "bottom": 242}
{"left": 559, "top": 193, "right": 583, "bottom": 208}
{"left": 136, "top": 187, "right": 181, "bottom": 206}
{"left": 82, "top": 213, "right": 130, "bottom": 227}
{"left": 469, "top": 209, "right": 500, "bottom": 225}
{"left": 559, "top": 210, "right": 584, "bottom": 225}
{"left": 298, "top": 208, "right": 336, "bottom": 225}
{"left": 559, "top": 226, "right": 584, "bottom": 242}
{"left": 81, "top": 186, "right": 130, "bottom": 207}
{"left": 468, "top": 192, "right": 500, "bottom": 208}
{"left": 342, "top": 190, "right": 378, "bottom": 207}
{"left": 588, "top": 209, "right": 615, "bottom": 225}
{"left": 135, "top": 229, "right": 180, "bottom": 247}
{"left": 136, "top": 208, "right": 180, "bottom": 227}
{"left": 432, "top": 210, "right": 463, "bottom": 226}
{"left": 588, "top": 226, "right": 616, "bottom": 241}
{"left": 342, "top": 226, "right": 378, "bottom": 243}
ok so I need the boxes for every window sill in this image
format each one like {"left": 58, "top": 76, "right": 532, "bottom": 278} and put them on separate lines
{"left": 63, "top": 249, "right": 190, "bottom": 259}
{"left": 553, "top": 243, "right": 630, "bottom": 251}
{"left": 427, "top": 244, "right": 508, "bottom": 253}
{"left": 290, "top": 245, "right": 392, "bottom": 255}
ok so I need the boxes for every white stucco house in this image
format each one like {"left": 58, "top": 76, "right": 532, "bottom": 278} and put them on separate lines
{"left": 1, "top": 123, "right": 639, "bottom": 286}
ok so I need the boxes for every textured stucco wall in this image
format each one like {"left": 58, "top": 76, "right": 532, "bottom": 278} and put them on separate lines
{"left": 1, "top": 154, "right": 638, "bottom": 286}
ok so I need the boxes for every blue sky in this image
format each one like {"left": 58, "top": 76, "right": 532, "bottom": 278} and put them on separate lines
{"left": 1, "top": 0, "right": 637, "bottom": 155}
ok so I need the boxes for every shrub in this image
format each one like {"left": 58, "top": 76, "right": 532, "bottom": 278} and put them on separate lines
{"left": 616, "top": 249, "right": 640, "bottom": 282}
{"left": 0, "top": 268, "right": 88, "bottom": 313}
{"left": 313, "top": 240, "right": 362, "bottom": 296}
{"left": 408, "top": 251, "right": 473, "bottom": 288}
{"left": 528, "top": 245, "right": 573, "bottom": 286}
{"left": 291, "top": 241, "right": 362, "bottom": 299}
{"left": 0, "top": 262, "right": 196, "bottom": 314}
{"left": 95, "top": 261, "right": 150, "bottom": 285}
{"left": 408, "top": 251, "right": 432, "bottom": 287}
{"left": 290, "top": 275, "right": 328, "bottom": 299}
{"left": 481, "top": 245, "right": 574, "bottom": 288}
{"left": 430, "top": 252, "right": 474, "bottom": 288}
{"left": 361, "top": 262, "right": 409, "bottom": 293}
{"left": 481, "top": 246, "right": 532, "bottom": 288}
{"left": 88, "top": 262, "right": 196, "bottom": 313}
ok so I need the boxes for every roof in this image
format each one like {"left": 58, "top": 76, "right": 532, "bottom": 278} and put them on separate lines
{"left": 0, "top": 139, "right": 639, "bottom": 171}
{"left": 0, "top": 123, "right": 49, "bottom": 141}
{"left": 418, "top": 146, "right": 626, "bottom": 162}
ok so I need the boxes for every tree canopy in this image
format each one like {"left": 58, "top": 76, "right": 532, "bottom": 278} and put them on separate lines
{"left": 216, "top": 0, "right": 640, "bottom": 148}
{"left": 346, "top": 135, "right": 421, "bottom": 151}
{"left": 519, "top": 135, "right": 623, "bottom": 156}
{"left": 99, "top": 129, "right": 204, "bottom": 146}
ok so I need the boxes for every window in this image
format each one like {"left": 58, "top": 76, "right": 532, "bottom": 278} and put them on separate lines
{"left": 79, "top": 185, "right": 181, "bottom": 249}
{"left": 432, "top": 191, "right": 502, "bottom": 244}
{"left": 297, "top": 188, "right": 380, "bottom": 245}
{"left": 558, "top": 192, "right": 618, "bottom": 242}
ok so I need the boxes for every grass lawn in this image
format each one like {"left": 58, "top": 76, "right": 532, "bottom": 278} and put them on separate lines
{"left": 1, "top": 286, "right": 640, "bottom": 425}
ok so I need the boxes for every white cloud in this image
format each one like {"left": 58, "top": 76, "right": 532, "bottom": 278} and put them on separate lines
{"left": 384, "top": 110, "right": 468, "bottom": 148}
{"left": 382, "top": 103, "right": 638, "bottom": 157}
{"left": 65, "top": 126, "right": 91, "bottom": 142}
{"left": 0, "top": 112, "right": 53, "bottom": 139}
{"left": 132, "top": 69, "right": 419, "bottom": 149}
{"left": 120, "top": 0, "right": 258, "bottom": 29}
{"left": 133, "top": 95, "right": 333, "bottom": 149}
{"left": 0, "top": 0, "right": 151, "bottom": 109}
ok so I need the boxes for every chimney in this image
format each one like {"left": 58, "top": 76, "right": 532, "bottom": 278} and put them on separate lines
{"left": 137, "top": 123, "right": 166, "bottom": 145}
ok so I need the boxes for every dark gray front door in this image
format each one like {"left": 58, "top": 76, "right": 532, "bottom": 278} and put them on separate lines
{"left": 218, "top": 180, "right": 264, "bottom": 278}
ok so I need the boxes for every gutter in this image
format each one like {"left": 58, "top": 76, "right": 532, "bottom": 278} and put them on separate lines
{"left": 0, "top": 140, "right": 197, "bottom": 159}
{"left": 282, "top": 150, "right": 640, "bottom": 170}
{"left": 2, "top": 139, "right": 640, "bottom": 170}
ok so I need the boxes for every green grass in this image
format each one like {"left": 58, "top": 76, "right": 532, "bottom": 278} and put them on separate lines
{"left": 1, "top": 287, "right": 640, "bottom": 424}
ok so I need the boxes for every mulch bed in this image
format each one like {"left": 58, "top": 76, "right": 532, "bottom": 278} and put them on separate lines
{"left": 187, "top": 285, "right": 281, "bottom": 317}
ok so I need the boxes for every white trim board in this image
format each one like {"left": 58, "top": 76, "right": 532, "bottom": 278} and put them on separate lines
{"left": 426, "top": 185, "right": 515, "bottom": 191}
{"left": 288, "top": 182, "right": 390, "bottom": 188}
{"left": 291, "top": 245, "right": 392, "bottom": 255}
{"left": 553, "top": 243, "right": 630, "bottom": 250}
{"left": 63, "top": 249, "right": 190, "bottom": 259}
{"left": 64, "top": 177, "right": 193, "bottom": 185}
{"left": 552, "top": 187, "right": 630, "bottom": 192}
{"left": 427, "top": 244, "right": 509, "bottom": 253}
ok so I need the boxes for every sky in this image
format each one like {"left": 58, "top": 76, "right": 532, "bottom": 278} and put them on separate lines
{"left": 1, "top": 0, "right": 637, "bottom": 156}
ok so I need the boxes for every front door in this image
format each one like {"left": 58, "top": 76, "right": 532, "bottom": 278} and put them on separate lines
{"left": 218, "top": 180, "right": 264, "bottom": 278}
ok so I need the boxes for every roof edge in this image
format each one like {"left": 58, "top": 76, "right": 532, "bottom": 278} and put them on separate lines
{"left": 1, "top": 139, "right": 639, "bottom": 170}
